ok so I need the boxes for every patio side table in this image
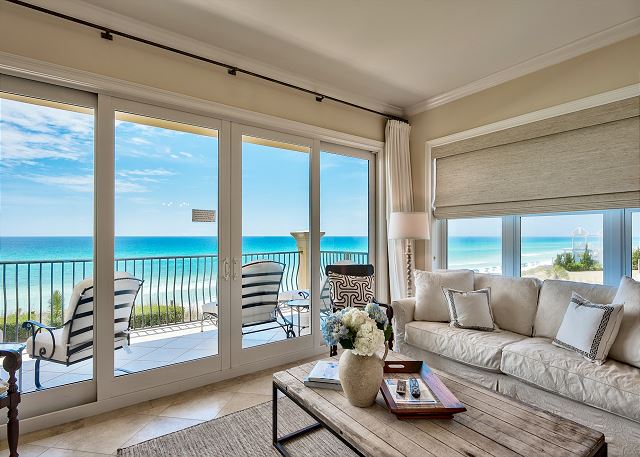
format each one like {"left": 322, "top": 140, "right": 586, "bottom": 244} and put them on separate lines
{"left": 286, "top": 299, "right": 310, "bottom": 337}
{"left": 0, "top": 343, "right": 25, "bottom": 457}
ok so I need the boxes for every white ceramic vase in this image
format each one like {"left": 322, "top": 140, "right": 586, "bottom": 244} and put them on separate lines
{"left": 338, "top": 343, "right": 389, "bottom": 407}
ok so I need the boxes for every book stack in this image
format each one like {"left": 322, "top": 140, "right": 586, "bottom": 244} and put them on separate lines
{"left": 304, "top": 361, "right": 342, "bottom": 390}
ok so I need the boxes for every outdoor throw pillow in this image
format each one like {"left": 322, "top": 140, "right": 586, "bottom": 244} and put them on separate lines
{"left": 442, "top": 287, "right": 496, "bottom": 331}
{"left": 414, "top": 269, "right": 474, "bottom": 322}
{"left": 328, "top": 272, "right": 374, "bottom": 308}
{"left": 553, "top": 292, "right": 624, "bottom": 365}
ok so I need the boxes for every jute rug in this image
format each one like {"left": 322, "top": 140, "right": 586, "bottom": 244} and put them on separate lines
{"left": 118, "top": 397, "right": 358, "bottom": 456}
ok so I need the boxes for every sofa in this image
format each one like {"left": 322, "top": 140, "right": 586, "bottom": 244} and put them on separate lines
{"left": 391, "top": 272, "right": 640, "bottom": 457}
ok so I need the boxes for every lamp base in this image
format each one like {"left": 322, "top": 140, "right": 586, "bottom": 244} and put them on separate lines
{"left": 405, "top": 241, "right": 414, "bottom": 297}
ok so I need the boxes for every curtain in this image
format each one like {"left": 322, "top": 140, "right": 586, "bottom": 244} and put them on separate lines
{"left": 384, "top": 120, "right": 413, "bottom": 300}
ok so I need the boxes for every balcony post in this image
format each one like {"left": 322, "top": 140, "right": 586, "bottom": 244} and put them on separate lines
{"left": 290, "top": 231, "right": 324, "bottom": 290}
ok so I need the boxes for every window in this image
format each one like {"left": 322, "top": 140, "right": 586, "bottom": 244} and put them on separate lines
{"left": 447, "top": 218, "right": 502, "bottom": 274}
{"left": 521, "top": 213, "right": 603, "bottom": 284}
{"left": 632, "top": 211, "right": 640, "bottom": 281}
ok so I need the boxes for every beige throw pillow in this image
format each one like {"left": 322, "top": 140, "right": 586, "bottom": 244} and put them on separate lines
{"left": 442, "top": 287, "right": 496, "bottom": 331}
{"left": 414, "top": 269, "right": 474, "bottom": 322}
{"left": 608, "top": 276, "right": 640, "bottom": 368}
{"left": 552, "top": 292, "right": 623, "bottom": 365}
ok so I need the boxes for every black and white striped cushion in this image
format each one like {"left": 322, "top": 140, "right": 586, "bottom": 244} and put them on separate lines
{"left": 241, "top": 261, "right": 284, "bottom": 326}
{"left": 328, "top": 272, "right": 374, "bottom": 308}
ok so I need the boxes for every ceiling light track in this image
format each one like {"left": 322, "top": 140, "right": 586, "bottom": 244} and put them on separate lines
{"left": 6, "top": 0, "right": 407, "bottom": 122}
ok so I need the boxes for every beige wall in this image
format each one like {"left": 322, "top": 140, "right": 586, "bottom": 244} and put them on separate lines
{"left": 409, "top": 34, "right": 640, "bottom": 270}
{"left": 0, "top": 3, "right": 385, "bottom": 141}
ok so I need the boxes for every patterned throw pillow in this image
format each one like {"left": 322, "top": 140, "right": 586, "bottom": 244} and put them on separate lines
{"left": 328, "top": 272, "right": 375, "bottom": 308}
{"left": 442, "top": 287, "right": 496, "bottom": 331}
{"left": 553, "top": 292, "right": 624, "bottom": 364}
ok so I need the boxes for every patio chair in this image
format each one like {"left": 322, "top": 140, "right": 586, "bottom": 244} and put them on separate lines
{"left": 22, "top": 271, "right": 143, "bottom": 389}
{"left": 326, "top": 263, "right": 393, "bottom": 356}
{"left": 201, "top": 260, "right": 294, "bottom": 338}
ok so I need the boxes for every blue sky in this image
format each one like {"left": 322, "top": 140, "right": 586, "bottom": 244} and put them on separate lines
{"left": 1, "top": 96, "right": 369, "bottom": 238}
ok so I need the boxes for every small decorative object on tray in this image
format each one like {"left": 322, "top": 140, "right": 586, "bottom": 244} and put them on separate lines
{"left": 380, "top": 360, "right": 466, "bottom": 419}
{"left": 304, "top": 361, "right": 342, "bottom": 390}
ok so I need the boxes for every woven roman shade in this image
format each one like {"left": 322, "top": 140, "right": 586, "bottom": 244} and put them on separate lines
{"left": 432, "top": 97, "right": 640, "bottom": 219}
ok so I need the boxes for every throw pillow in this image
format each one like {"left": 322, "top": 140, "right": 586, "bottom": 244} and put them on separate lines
{"left": 608, "top": 276, "right": 640, "bottom": 368}
{"left": 442, "top": 287, "right": 495, "bottom": 331}
{"left": 328, "top": 272, "right": 374, "bottom": 308}
{"left": 414, "top": 269, "right": 474, "bottom": 322}
{"left": 553, "top": 292, "right": 624, "bottom": 364}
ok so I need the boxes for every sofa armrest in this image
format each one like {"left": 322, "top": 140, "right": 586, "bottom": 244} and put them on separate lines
{"left": 391, "top": 298, "right": 416, "bottom": 347}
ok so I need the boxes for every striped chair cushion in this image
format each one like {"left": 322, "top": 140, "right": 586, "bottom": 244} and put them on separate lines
{"left": 241, "top": 261, "right": 284, "bottom": 326}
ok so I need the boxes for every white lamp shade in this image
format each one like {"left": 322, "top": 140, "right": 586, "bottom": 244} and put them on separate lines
{"left": 388, "top": 212, "right": 430, "bottom": 240}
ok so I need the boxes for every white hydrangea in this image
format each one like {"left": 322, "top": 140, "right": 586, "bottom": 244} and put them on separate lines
{"left": 352, "top": 318, "right": 386, "bottom": 357}
{"left": 341, "top": 308, "right": 369, "bottom": 331}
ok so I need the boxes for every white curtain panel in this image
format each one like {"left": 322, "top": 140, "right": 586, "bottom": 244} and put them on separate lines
{"left": 384, "top": 120, "right": 413, "bottom": 300}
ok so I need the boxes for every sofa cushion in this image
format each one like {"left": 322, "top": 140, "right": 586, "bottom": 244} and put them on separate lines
{"left": 609, "top": 276, "right": 640, "bottom": 368}
{"left": 404, "top": 321, "right": 526, "bottom": 372}
{"left": 474, "top": 273, "right": 541, "bottom": 336}
{"left": 533, "top": 280, "right": 617, "bottom": 339}
{"left": 414, "top": 269, "right": 474, "bottom": 322}
{"left": 442, "top": 287, "right": 496, "bottom": 331}
{"left": 501, "top": 338, "right": 640, "bottom": 422}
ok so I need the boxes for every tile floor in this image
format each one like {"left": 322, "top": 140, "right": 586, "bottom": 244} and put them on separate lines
{"left": 2, "top": 355, "right": 322, "bottom": 457}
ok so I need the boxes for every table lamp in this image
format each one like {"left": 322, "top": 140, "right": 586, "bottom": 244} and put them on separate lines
{"left": 388, "top": 212, "right": 430, "bottom": 297}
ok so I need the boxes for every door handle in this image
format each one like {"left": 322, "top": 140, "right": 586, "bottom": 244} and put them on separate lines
{"left": 232, "top": 258, "right": 239, "bottom": 280}
{"left": 222, "top": 258, "right": 230, "bottom": 281}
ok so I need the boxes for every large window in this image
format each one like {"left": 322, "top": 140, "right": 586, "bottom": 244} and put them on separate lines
{"left": 442, "top": 210, "right": 637, "bottom": 286}
{"left": 521, "top": 213, "right": 603, "bottom": 284}
{"left": 447, "top": 218, "right": 502, "bottom": 274}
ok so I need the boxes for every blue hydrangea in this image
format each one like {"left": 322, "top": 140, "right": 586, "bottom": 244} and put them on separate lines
{"left": 321, "top": 309, "right": 348, "bottom": 346}
{"left": 364, "top": 302, "right": 388, "bottom": 330}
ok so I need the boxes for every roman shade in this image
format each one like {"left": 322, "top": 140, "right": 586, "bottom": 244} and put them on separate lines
{"left": 432, "top": 96, "right": 640, "bottom": 219}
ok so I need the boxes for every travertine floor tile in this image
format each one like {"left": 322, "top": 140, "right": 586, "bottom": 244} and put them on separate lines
{"left": 215, "top": 392, "right": 271, "bottom": 417}
{"left": 0, "top": 443, "right": 47, "bottom": 457}
{"left": 159, "top": 388, "right": 231, "bottom": 421}
{"left": 40, "top": 449, "right": 111, "bottom": 457}
{"left": 120, "top": 416, "right": 203, "bottom": 447}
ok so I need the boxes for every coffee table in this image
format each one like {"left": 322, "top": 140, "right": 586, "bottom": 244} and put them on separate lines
{"left": 272, "top": 351, "right": 606, "bottom": 457}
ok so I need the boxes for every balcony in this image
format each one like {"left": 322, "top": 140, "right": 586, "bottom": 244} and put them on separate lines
{"left": 0, "top": 249, "right": 367, "bottom": 393}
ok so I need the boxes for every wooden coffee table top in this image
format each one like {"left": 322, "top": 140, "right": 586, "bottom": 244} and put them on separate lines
{"left": 273, "top": 352, "right": 606, "bottom": 457}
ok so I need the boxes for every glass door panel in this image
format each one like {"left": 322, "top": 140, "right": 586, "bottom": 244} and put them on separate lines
{"left": 319, "top": 147, "right": 375, "bottom": 334}
{"left": 114, "top": 108, "right": 220, "bottom": 376}
{"left": 238, "top": 131, "right": 311, "bottom": 352}
{"left": 0, "top": 81, "right": 95, "bottom": 397}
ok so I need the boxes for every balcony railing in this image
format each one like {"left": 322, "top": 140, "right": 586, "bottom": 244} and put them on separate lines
{"left": 0, "top": 249, "right": 367, "bottom": 342}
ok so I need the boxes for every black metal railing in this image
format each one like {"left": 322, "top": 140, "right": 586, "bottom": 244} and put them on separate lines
{"left": 0, "top": 250, "right": 367, "bottom": 341}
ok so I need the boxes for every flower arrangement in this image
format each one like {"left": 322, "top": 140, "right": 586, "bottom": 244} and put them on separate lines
{"left": 322, "top": 303, "right": 393, "bottom": 357}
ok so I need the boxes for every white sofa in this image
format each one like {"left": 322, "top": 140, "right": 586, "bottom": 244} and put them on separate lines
{"left": 392, "top": 273, "right": 640, "bottom": 457}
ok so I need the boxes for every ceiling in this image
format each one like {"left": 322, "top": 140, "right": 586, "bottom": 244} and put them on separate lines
{"left": 47, "top": 0, "right": 640, "bottom": 114}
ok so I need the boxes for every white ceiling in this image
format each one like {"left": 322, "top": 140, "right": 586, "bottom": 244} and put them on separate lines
{"left": 51, "top": 1, "right": 640, "bottom": 115}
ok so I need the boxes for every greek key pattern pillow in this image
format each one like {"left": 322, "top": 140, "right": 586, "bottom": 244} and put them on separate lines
{"left": 553, "top": 292, "right": 624, "bottom": 364}
{"left": 442, "top": 287, "right": 496, "bottom": 331}
{"left": 328, "top": 272, "right": 374, "bottom": 308}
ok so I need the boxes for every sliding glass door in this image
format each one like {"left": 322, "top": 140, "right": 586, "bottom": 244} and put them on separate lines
{"left": 0, "top": 75, "right": 97, "bottom": 415}
{"left": 231, "top": 125, "right": 314, "bottom": 365}
{"left": 108, "top": 99, "right": 227, "bottom": 394}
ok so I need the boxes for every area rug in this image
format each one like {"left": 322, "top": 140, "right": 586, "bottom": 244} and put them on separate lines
{"left": 117, "top": 397, "right": 357, "bottom": 456}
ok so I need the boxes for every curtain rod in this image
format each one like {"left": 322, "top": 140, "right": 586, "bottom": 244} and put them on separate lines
{"left": 6, "top": 0, "right": 408, "bottom": 123}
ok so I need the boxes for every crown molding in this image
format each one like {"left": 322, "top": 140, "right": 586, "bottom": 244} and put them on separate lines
{"left": 407, "top": 17, "right": 640, "bottom": 117}
{"left": 0, "top": 51, "right": 384, "bottom": 151}
{"left": 15, "top": 0, "right": 404, "bottom": 118}
{"left": 426, "top": 83, "right": 640, "bottom": 148}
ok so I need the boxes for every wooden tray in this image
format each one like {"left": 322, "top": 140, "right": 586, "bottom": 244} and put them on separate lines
{"left": 380, "top": 360, "right": 466, "bottom": 419}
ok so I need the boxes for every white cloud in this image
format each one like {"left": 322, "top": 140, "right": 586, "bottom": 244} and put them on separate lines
{"left": 26, "top": 174, "right": 94, "bottom": 192}
{"left": 130, "top": 137, "right": 151, "bottom": 145}
{"left": 118, "top": 168, "right": 175, "bottom": 177}
{"left": 178, "top": 151, "right": 193, "bottom": 158}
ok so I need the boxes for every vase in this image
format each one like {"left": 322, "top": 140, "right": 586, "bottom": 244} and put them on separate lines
{"left": 338, "top": 343, "right": 388, "bottom": 407}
